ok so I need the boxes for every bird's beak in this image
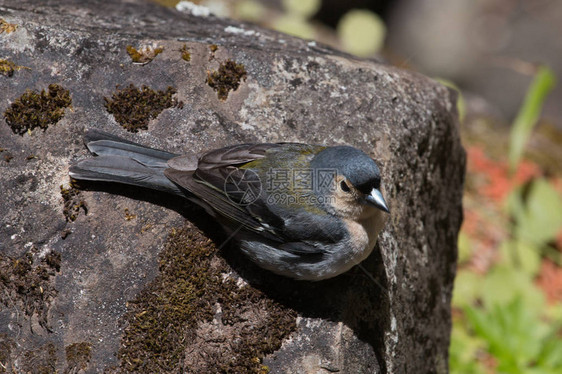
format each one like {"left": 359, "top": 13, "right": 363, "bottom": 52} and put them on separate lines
{"left": 365, "top": 188, "right": 390, "bottom": 213}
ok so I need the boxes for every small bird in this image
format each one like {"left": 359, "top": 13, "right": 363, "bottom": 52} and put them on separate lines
{"left": 69, "top": 130, "right": 390, "bottom": 281}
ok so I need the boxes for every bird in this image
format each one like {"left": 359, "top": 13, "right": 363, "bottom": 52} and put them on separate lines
{"left": 69, "top": 129, "right": 390, "bottom": 281}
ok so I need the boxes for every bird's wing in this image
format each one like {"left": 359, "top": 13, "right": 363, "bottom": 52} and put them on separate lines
{"left": 165, "top": 143, "right": 344, "bottom": 256}
{"left": 279, "top": 241, "right": 329, "bottom": 256}
{"left": 164, "top": 143, "right": 285, "bottom": 241}
{"left": 197, "top": 143, "right": 280, "bottom": 169}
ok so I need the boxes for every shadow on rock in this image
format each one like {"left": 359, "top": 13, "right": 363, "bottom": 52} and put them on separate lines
{"left": 74, "top": 180, "right": 390, "bottom": 372}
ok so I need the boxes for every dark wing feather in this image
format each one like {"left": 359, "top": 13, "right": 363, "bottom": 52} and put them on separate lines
{"left": 272, "top": 241, "right": 329, "bottom": 264}
{"left": 194, "top": 166, "right": 286, "bottom": 237}
{"left": 164, "top": 168, "right": 273, "bottom": 236}
{"left": 164, "top": 143, "right": 285, "bottom": 241}
{"left": 279, "top": 242, "right": 328, "bottom": 256}
{"left": 197, "top": 143, "right": 280, "bottom": 169}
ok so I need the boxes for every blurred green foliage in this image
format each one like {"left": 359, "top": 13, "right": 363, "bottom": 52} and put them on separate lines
{"left": 434, "top": 78, "right": 466, "bottom": 123}
{"left": 174, "top": 0, "right": 388, "bottom": 56}
{"left": 451, "top": 66, "right": 562, "bottom": 373}
{"left": 282, "top": 0, "right": 321, "bottom": 18}
{"left": 273, "top": 15, "right": 316, "bottom": 40}
{"left": 337, "top": 9, "right": 386, "bottom": 57}
{"left": 452, "top": 264, "right": 562, "bottom": 373}
{"left": 466, "top": 296, "right": 562, "bottom": 374}
{"left": 272, "top": 0, "right": 320, "bottom": 39}
{"left": 507, "top": 178, "right": 562, "bottom": 250}
{"left": 234, "top": 0, "right": 266, "bottom": 22}
{"left": 509, "top": 66, "right": 556, "bottom": 172}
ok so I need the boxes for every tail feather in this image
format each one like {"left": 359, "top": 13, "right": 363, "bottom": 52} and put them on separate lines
{"left": 69, "top": 130, "right": 184, "bottom": 196}
{"left": 84, "top": 129, "right": 140, "bottom": 145}
{"left": 85, "top": 129, "right": 178, "bottom": 168}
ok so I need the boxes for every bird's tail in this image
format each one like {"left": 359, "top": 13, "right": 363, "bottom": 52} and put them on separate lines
{"left": 69, "top": 129, "right": 184, "bottom": 196}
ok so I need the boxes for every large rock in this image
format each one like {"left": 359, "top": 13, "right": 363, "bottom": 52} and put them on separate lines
{"left": 0, "top": 1, "right": 464, "bottom": 372}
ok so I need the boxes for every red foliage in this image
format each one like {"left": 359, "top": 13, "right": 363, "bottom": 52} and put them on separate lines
{"left": 466, "top": 146, "right": 540, "bottom": 202}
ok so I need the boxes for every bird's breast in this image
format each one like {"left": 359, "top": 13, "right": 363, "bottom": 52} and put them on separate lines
{"left": 344, "top": 210, "right": 386, "bottom": 263}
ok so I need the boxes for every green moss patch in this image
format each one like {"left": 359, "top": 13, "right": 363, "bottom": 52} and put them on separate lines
{"left": 104, "top": 84, "right": 179, "bottom": 132}
{"left": 206, "top": 59, "right": 247, "bottom": 101}
{"left": 4, "top": 84, "right": 72, "bottom": 135}
{"left": 118, "top": 223, "right": 296, "bottom": 373}
{"left": 126, "top": 45, "right": 164, "bottom": 64}
{"left": 0, "top": 250, "right": 61, "bottom": 332}
{"left": 60, "top": 185, "right": 88, "bottom": 222}
{"left": 0, "top": 58, "right": 28, "bottom": 77}
{"left": 180, "top": 44, "right": 191, "bottom": 62}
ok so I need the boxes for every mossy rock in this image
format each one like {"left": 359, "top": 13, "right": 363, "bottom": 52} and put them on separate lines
{"left": 0, "top": 1, "right": 464, "bottom": 373}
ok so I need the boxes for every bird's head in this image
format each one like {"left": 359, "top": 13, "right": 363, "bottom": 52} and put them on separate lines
{"left": 310, "top": 146, "right": 390, "bottom": 219}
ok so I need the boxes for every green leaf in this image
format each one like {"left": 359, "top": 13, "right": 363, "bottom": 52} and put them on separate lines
{"left": 465, "top": 297, "right": 551, "bottom": 371}
{"left": 480, "top": 266, "right": 544, "bottom": 312}
{"left": 509, "top": 179, "right": 562, "bottom": 246}
{"left": 461, "top": 271, "right": 562, "bottom": 373}
{"left": 499, "top": 239, "right": 541, "bottom": 276}
{"left": 509, "top": 66, "right": 556, "bottom": 171}
{"left": 536, "top": 334, "right": 562, "bottom": 370}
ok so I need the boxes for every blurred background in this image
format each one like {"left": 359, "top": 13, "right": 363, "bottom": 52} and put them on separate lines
{"left": 160, "top": 1, "right": 562, "bottom": 372}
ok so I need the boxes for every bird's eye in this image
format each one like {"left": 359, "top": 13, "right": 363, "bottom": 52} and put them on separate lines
{"left": 340, "top": 180, "right": 351, "bottom": 193}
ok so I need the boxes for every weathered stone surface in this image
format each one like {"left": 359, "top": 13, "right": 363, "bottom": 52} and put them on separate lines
{"left": 0, "top": 1, "right": 464, "bottom": 373}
